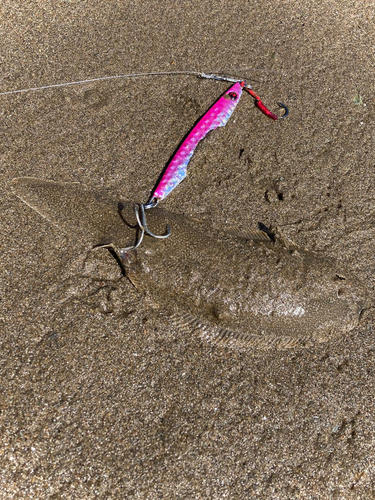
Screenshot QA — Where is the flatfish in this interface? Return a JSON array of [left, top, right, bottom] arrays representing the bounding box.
[[11, 177, 367, 349]]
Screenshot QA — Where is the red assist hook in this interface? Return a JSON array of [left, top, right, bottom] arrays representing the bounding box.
[[240, 81, 289, 120], [198, 73, 289, 120]]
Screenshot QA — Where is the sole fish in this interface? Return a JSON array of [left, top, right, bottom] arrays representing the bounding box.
[[10, 177, 367, 349]]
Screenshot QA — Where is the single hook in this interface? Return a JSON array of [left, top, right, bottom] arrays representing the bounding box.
[[241, 83, 289, 120], [276, 102, 289, 119], [120, 202, 171, 253]]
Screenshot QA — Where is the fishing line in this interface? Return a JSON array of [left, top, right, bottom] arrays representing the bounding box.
[[0, 67, 286, 97], [2, 66, 289, 251], [0, 71, 203, 96]]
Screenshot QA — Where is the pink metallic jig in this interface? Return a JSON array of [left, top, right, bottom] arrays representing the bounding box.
[[152, 82, 243, 202], [148, 76, 288, 206]]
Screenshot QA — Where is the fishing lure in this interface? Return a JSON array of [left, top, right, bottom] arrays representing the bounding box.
[[0, 69, 288, 247], [148, 74, 288, 206], [133, 73, 289, 249], [151, 81, 244, 203]]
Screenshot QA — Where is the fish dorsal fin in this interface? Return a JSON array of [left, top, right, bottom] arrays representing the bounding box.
[[168, 311, 315, 350], [126, 270, 145, 291], [229, 223, 302, 250], [119, 251, 146, 291], [226, 228, 273, 243], [271, 227, 302, 251]]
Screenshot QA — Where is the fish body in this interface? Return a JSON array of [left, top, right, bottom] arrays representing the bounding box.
[[123, 207, 366, 349], [11, 178, 367, 349], [152, 82, 243, 202]]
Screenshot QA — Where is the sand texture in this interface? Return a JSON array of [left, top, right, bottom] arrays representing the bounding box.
[[1, 1, 375, 498]]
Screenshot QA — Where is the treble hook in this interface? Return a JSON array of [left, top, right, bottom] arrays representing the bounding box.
[[240, 82, 289, 120], [121, 202, 171, 253]]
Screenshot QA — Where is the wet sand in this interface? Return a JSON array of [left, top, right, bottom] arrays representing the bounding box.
[[1, 1, 375, 498]]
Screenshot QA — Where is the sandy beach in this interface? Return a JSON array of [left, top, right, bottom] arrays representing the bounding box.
[[1, 1, 375, 498]]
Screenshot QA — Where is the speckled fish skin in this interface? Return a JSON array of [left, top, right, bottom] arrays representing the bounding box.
[[153, 82, 243, 201], [122, 207, 367, 349], [11, 179, 367, 350]]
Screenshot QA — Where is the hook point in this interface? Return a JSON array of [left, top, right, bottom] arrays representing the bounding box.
[[277, 102, 289, 119]]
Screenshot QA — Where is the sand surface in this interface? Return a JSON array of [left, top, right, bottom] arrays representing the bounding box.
[[1, 1, 375, 498]]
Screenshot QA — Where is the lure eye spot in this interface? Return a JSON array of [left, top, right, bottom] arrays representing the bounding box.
[[225, 92, 238, 101]]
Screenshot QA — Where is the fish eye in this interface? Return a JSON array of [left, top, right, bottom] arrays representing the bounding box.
[[225, 92, 238, 100]]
